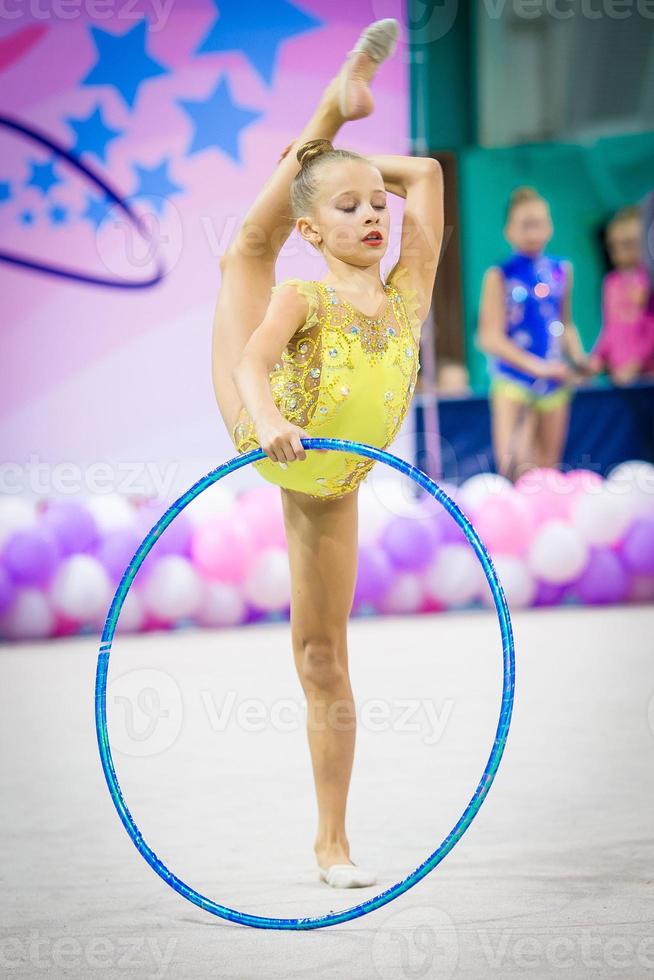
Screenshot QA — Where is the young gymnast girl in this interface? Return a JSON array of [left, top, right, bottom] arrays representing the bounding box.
[[477, 186, 592, 481], [211, 20, 443, 888]]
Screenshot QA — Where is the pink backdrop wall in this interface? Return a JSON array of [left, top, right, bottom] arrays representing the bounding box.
[[0, 0, 410, 502]]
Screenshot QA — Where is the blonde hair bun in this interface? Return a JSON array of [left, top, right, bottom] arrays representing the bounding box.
[[296, 138, 334, 169]]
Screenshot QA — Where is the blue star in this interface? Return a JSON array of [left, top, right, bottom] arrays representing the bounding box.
[[195, 0, 323, 87], [81, 192, 114, 230], [81, 20, 169, 110], [65, 104, 123, 163], [131, 157, 183, 215], [26, 159, 62, 195], [48, 203, 68, 225], [0, 181, 11, 204], [20, 210, 35, 225], [178, 76, 262, 164]]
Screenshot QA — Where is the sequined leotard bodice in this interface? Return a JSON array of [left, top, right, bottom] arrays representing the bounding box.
[[231, 262, 422, 499]]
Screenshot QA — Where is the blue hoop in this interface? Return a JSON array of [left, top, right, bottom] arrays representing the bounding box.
[[95, 438, 515, 930]]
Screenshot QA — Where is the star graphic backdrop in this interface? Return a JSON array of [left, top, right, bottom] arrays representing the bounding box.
[[0, 1, 409, 499]]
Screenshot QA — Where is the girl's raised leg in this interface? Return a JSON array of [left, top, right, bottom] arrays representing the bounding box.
[[211, 30, 395, 441]]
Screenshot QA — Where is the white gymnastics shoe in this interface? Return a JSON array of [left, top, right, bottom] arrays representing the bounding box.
[[319, 863, 378, 888], [338, 18, 401, 120]]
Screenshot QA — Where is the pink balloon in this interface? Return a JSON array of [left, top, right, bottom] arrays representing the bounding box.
[[191, 513, 255, 583], [472, 489, 535, 556], [237, 486, 286, 550], [515, 468, 571, 525]]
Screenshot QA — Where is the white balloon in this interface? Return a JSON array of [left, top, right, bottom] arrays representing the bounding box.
[[358, 484, 393, 545], [115, 588, 146, 634], [242, 548, 290, 611], [459, 473, 512, 514], [571, 486, 632, 545], [184, 483, 236, 528], [422, 544, 483, 606], [0, 497, 38, 549], [480, 555, 536, 610], [49, 554, 113, 621], [0, 587, 54, 640], [606, 463, 654, 519], [139, 555, 202, 622], [196, 580, 246, 627], [377, 571, 423, 614], [83, 493, 136, 533], [527, 520, 588, 584]]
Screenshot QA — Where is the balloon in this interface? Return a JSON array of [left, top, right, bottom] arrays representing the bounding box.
[[113, 589, 146, 634], [94, 527, 143, 582], [0, 497, 38, 549], [42, 499, 99, 555], [527, 520, 588, 585], [533, 580, 567, 607], [139, 555, 203, 622], [83, 493, 136, 533], [242, 548, 290, 612], [49, 554, 113, 622], [571, 485, 632, 546], [381, 514, 442, 571], [136, 499, 193, 557], [606, 461, 654, 519], [627, 574, 654, 603], [190, 513, 255, 583], [357, 483, 397, 545], [620, 516, 654, 574], [480, 555, 536, 610], [572, 548, 629, 605], [237, 486, 287, 550], [472, 489, 535, 556], [422, 543, 482, 607], [353, 544, 394, 606], [514, 467, 571, 524], [0, 566, 16, 616], [0, 587, 55, 640], [377, 571, 423, 614], [184, 483, 235, 527], [196, 581, 247, 628], [3, 527, 60, 586], [459, 472, 512, 513]]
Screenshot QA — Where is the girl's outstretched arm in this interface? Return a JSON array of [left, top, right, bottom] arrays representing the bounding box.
[[366, 154, 444, 321]]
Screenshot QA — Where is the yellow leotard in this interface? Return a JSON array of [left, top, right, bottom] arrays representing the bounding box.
[[231, 262, 423, 500]]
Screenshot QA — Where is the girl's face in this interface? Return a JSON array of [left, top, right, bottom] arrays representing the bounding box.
[[606, 216, 642, 270], [505, 199, 553, 256], [298, 160, 390, 267]]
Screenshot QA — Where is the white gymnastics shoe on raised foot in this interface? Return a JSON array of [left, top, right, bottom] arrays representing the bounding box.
[[338, 18, 401, 120], [319, 863, 378, 888]]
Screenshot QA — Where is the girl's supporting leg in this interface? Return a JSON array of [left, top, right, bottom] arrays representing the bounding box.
[[534, 402, 570, 470], [280, 484, 361, 872], [212, 42, 390, 442], [490, 387, 538, 481]]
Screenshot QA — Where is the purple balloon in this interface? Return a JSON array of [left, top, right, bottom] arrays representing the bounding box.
[[3, 528, 60, 586], [94, 527, 143, 583], [573, 547, 629, 605], [137, 500, 192, 557], [354, 545, 394, 606], [381, 515, 442, 571], [533, 579, 567, 607], [42, 499, 99, 555], [0, 566, 16, 615], [620, 516, 654, 575]]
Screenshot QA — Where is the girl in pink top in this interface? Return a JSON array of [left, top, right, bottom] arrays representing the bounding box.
[[588, 206, 654, 384]]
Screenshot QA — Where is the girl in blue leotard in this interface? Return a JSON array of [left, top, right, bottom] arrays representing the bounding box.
[[476, 187, 592, 480]]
